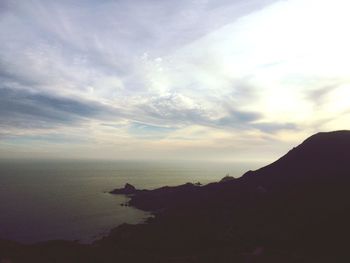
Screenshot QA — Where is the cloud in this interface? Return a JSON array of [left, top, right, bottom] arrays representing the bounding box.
[[128, 122, 176, 139], [0, 87, 117, 129], [306, 83, 342, 108], [1, 0, 350, 160]]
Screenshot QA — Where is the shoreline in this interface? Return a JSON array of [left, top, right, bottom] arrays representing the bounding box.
[[1, 131, 350, 262]]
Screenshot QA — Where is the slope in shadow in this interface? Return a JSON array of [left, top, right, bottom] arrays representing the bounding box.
[[2, 131, 350, 262]]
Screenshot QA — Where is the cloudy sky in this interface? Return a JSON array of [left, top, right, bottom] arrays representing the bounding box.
[[0, 0, 349, 161]]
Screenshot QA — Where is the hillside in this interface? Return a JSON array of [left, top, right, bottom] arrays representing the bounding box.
[[2, 131, 350, 262]]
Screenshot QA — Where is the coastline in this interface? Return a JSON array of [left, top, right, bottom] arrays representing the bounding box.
[[2, 131, 350, 262]]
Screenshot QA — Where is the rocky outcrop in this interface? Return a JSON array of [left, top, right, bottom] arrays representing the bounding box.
[[110, 183, 138, 195], [220, 174, 235, 182]]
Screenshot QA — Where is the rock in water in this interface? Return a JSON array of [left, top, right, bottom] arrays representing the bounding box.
[[110, 183, 137, 195]]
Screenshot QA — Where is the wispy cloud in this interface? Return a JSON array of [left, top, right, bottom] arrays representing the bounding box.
[[0, 87, 118, 129], [1, 0, 350, 160]]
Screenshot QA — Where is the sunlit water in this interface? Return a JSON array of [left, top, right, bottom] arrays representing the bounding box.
[[0, 160, 263, 244]]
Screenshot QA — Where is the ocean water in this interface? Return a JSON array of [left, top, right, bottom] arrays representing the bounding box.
[[0, 160, 263, 244]]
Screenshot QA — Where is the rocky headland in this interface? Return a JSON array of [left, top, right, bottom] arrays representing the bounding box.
[[2, 131, 350, 262]]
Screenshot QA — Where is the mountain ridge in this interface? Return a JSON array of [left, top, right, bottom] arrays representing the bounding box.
[[121, 130, 350, 212]]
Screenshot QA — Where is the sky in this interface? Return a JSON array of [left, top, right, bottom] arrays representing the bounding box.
[[0, 0, 350, 162]]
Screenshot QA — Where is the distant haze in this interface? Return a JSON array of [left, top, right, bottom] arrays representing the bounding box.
[[0, 0, 349, 161]]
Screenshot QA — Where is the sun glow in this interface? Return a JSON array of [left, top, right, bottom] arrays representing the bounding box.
[[1, 0, 350, 160]]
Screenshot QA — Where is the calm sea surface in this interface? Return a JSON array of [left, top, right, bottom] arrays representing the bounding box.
[[0, 160, 263, 244]]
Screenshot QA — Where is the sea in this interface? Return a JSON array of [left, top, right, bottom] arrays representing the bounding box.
[[0, 160, 264, 244]]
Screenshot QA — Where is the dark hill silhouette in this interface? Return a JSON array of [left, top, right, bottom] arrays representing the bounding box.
[[245, 130, 350, 180], [101, 130, 350, 262], [1, 131, 350, 262], [119, 131, 350, 212]]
